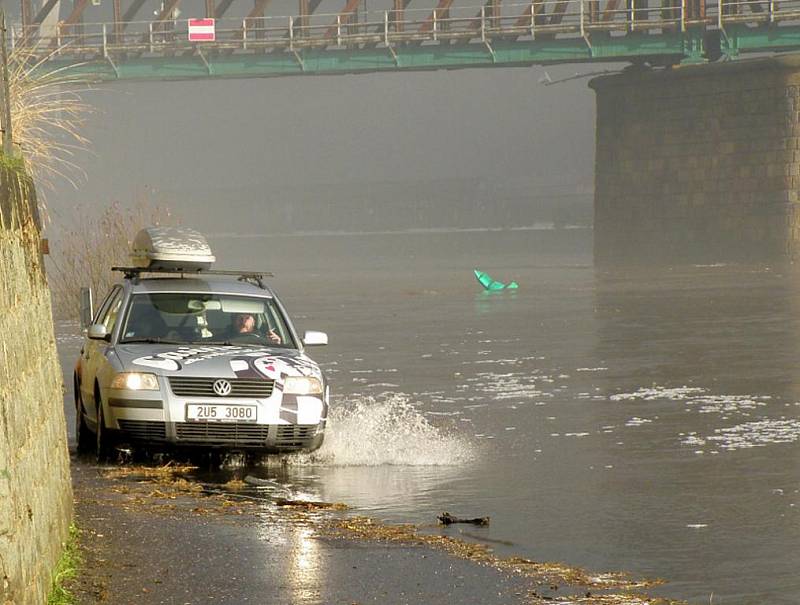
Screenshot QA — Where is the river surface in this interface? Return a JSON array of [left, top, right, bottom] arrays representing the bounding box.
[[58, 227, 800, 604]]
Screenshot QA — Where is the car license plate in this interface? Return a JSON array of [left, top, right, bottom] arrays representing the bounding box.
[[186, 404, 257, 423]]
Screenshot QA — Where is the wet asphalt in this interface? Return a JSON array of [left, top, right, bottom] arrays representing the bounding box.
[[69, 457, 531, 605], [60, 332, 531, 605]]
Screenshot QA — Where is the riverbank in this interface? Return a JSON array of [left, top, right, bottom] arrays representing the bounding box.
[[67, 457, 534, 605], [66, 455, 678, 605]]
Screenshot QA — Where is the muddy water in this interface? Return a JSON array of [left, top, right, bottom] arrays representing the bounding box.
[[58, 228, 800, 604]]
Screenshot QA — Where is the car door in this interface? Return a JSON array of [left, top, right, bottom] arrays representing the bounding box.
[[80, 286, 124, 425]]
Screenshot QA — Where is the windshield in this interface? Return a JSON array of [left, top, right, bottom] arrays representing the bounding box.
[[119, 292, 295, 347]]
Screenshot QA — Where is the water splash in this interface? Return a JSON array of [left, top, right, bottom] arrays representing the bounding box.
[[289, 393, 476, 466]]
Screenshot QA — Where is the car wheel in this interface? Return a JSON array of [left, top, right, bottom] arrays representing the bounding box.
[[96, 395, 115, 463], [74, 380, 93, 455], [308, 432, 325, 452]]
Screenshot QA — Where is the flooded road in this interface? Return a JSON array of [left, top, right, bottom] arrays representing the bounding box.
[[59, 227, 800, 604]]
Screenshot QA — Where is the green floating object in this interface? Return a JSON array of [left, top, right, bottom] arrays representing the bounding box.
[[474, 269, 518, 291]]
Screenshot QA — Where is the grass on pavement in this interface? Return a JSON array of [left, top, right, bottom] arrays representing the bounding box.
[[47, 524, 81, 605]]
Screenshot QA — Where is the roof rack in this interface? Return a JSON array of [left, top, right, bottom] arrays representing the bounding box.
[[111, 266, 274, 290]]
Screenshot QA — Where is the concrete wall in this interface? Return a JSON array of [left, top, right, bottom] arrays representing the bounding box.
[[0, 164, 72, 605], [591, 57, 800, 264]]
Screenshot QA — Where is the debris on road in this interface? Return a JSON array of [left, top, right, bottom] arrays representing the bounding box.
[[438, 511, 490, 525]]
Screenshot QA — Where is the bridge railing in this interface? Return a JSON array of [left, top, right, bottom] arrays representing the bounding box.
[[11, 0, 800, 60], [719, 0, 800, 24]]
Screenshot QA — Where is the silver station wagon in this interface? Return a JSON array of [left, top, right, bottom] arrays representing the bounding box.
[[74, 227, 329, 460]]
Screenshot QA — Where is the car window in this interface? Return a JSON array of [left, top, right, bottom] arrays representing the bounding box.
[[264, 303, 290, 345], [92, 286, 119, 324], [100, 289, 124, 334], [119, 292, 296, 347]]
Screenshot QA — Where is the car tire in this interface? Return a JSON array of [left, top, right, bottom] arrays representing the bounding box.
[[308, 432, 325, 452], [96, 394, 115, 463], [75, 380, 93, 455]]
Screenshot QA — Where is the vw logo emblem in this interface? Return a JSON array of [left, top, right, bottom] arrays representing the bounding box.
[[212, 379, 232, 397]]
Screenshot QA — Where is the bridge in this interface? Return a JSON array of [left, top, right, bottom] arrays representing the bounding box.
[[9, 0, 800, 80], [8, 3, 800, 265]]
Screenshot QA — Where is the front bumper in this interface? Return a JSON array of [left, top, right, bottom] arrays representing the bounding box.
[[106, 382, 328, 453], [115, 418, 325, 452]]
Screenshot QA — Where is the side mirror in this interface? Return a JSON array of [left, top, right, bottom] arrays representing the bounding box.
[[79, 287, 93, 328], [87, 324, 108, 340], [302, 330, 328, 346]]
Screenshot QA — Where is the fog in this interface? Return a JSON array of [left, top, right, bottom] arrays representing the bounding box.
[[40, 16, 800, 605], [48, 64, 603, 232]]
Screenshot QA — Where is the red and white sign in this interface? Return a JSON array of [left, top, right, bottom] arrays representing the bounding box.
[[188, 18, 215, 41]]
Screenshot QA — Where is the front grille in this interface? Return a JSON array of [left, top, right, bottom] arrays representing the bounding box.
[[169, 377, 274, 398], [117, 420, 167, 441], [175, 422, 269, 446], [275, 425, 317, 448]]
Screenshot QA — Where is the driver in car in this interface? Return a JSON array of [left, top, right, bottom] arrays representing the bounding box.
[[231, 313, 281, 344]]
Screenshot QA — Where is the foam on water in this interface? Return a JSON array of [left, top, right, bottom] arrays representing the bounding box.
[[611, 386, 706, 402], [612, 385, 792, 450], [56, 333, 83, 344], [684, 418, 800, 450], [611, 386, 770, 414], [287, 393, 476, 466], [464, 371, 551, 401], [54, 320, 83, 344]]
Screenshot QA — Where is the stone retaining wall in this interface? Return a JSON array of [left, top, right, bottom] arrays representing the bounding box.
[[591, 57, 800, 264], [0, 163, 72, 605]]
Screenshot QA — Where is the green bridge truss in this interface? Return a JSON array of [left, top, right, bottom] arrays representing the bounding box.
[[14, 0, 800, 80]]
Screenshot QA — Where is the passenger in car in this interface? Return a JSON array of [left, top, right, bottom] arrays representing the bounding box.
[[229, 313, 281, 344], [233, 312, 256, 334]]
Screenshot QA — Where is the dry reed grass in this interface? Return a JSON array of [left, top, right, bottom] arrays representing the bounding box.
[[4, 46, 93, 190], [47, 198, 176, 319]]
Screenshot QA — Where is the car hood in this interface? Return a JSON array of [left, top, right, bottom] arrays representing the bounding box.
[[116, 344, 322, 381]]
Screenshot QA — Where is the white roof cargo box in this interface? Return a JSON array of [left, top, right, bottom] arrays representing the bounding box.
[[131, 227, 216, 271]]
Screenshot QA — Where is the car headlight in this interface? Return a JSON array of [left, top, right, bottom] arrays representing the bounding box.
[[110, 372, 160, 391], [283, 376, 322, 395]]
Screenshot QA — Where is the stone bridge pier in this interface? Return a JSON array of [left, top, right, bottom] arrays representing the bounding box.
[[590, 57, 800, 265]]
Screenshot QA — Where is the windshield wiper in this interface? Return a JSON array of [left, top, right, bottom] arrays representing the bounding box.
[[120, 337, 184, 345]]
